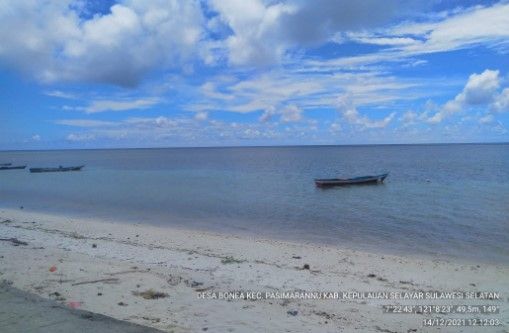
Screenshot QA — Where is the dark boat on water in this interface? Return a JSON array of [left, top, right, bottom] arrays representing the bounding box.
[[315, 173, 389, 187], [29, 165, 85, 173], [0, 165, 26, 170]]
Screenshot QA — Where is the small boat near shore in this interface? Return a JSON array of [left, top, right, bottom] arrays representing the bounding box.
[[29, 165, 85, 173], [0, 165, 26, 170], [315, 173, 388, 187]]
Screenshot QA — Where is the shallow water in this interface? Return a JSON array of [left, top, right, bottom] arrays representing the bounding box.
[[1, 144, 508, 263]]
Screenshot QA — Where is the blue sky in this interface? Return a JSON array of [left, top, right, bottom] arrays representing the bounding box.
[[1, 0, 508, 149]]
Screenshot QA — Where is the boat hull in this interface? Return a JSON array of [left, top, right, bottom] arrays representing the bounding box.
[[315, 173, 388, 187], [0, 165, 26, 170], [29, 165, 84, 173]]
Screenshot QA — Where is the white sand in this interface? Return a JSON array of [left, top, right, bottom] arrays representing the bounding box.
[[0, 208, 507, 332]]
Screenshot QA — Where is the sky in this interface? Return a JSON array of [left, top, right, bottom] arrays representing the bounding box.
[[0, 0, 508, 149]]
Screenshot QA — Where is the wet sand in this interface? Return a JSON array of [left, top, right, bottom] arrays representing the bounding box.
[[0, 208, 507, 332]]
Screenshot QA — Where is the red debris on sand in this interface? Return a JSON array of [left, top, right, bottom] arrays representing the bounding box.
[[49, 266, 57, 272], [67, 301, 82, 309]]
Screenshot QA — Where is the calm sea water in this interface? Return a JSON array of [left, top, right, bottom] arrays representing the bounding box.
[[1, 144, 508, 264]]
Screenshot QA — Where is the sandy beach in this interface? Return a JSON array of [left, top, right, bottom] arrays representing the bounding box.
[[0, 208, 507, 332]]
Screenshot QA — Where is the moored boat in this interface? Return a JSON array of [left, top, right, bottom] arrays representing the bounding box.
[[0, 165, 26, 170], [29, 165, 85, 173], [315, 173, 388, 187]]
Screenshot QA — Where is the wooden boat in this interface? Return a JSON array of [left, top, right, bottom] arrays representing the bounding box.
[[29, 165, 84, 173], [315, 173, 388, 187], [0, 165, 26, 170], [0, 163, 12, 166]]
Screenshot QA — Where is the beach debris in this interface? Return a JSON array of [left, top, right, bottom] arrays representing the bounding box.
[[0, 237, 28, 246], [19, 206, 23, 210], [117, 301, 128, 306], [72, 278, 119, 286], [70, 231, 85, 239], [67, 301, 82, 309], [80, 313, 94, 320], [399, 280, 415, 286], [374, 326, 398, 333], [287, 310, 298, 316], [92, 243, 97, 248], [292, 256, 301, 259], [49, 291, 66, 301], [302, 264, 310, 270], [367, 273, 376, 278], [202, 328, 208, 331], [167, 275, 183, 286], [132, 289, 168, 300], [97, 292, 103, 296], [49, 265, 57, 272], [221, 256, 245, 264], [107, 269, 148, 276], [313, 311, 334, 320], [189, 281, 203, 288], [142, 316, 161, 323]]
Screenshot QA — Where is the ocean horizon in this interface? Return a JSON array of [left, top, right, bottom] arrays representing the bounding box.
[[1, 143, 508, 264]]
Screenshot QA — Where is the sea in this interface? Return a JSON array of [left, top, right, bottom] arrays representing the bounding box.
[[0, 144, 508, 264]]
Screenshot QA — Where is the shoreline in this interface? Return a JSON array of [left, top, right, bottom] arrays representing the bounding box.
[[1, 208, 508, 332], [1, 204, 504, 267]]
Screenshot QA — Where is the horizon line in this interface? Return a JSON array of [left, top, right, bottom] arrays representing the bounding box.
[[1, 141, 508, 153]]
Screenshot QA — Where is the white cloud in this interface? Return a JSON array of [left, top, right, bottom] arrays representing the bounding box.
[[427, 69, 503, 123], [0, 0, 507, 89], [84, 98, 160, 113], [258, 104, 303, 123], [55, 119, 118, 127], [458, 69, 500, 105], [66, 133, 96, 142], [44, 90, 77, 99], [194, 111, 208, 121], [259, 106, 276, 122], [400, 111, 418, 126], [337, 95, 395, 129], [209, 0, 424, 66], [479, 114, 494, 124], [0, 0, 205, 86], [309, 3, 509, 73], [280, 105, 302, 122], [345, 33, 418, 46], [201, 82, 234, 100], [59, 115, 289, 145], [492, 88, 509, 113], [192, 69, 428, 121], [209, 0, 297, 66], [394, 3, 509, 55]]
